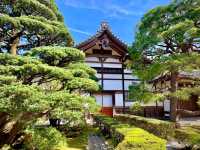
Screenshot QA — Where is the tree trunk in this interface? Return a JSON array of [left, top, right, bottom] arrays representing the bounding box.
[[9, 31, 23, 55], [10, 36, 19, 55], [0, 112, 9, 127], [0, 121, 23, 147], [170, 71, 178, 122], [0, 114, 23, 148], [0, 111, 47, 148]]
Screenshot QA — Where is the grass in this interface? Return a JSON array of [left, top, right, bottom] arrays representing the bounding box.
[[66, 126, 97, 150]]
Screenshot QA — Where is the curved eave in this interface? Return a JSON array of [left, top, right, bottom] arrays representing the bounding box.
[[76, 28, 128, 53]]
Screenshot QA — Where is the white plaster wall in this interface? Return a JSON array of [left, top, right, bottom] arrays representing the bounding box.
[[93, 94, 113, 107], [86, 62, 101, 67], [124, 69, 132, 73], [103, 63, 122, 68], [124, 74, 138, 80], [125, 101, 134, 107], [105, 58, 120, 63], [103, 74, 122, 79], [102, 95, 113, 107], [103, 80, 122, 90], [85, 57, 99, 62], [94, 95, 103, 106], [115, 93, 123, 106], [164, 100, 170, 112]]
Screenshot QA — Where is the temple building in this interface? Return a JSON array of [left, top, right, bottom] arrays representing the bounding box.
[[150, 71, 200, 120], [77, 22, 139, 116]]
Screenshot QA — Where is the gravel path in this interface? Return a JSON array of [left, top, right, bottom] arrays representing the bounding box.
[[88, 134, 109, 150], [167, 140, 186, 150]]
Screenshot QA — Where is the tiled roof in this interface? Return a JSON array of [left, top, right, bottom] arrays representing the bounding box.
[[150, 70, 200, 83], [76, 22, 127, 51]]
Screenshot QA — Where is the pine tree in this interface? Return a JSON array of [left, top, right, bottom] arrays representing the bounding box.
[[0, 46, 99, 147], [0, 0, 73, 55], [0, 1, 99, 148], [129, 0, 200, 121], [133, 0, 200, 56]]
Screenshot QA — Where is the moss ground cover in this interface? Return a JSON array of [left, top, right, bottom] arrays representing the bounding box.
[[114, 114, 200, 149], [94, 115, 166, 150], [115, 114, 175, 139], [66, 126, 98, 150], [175, 127, 200, 148]]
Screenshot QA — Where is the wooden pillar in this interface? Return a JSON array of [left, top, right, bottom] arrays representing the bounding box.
[[100, 58, 104, 107], [122, 62, 125, 113], [155, 101, 159, 118], [112, 93, 116, 116]]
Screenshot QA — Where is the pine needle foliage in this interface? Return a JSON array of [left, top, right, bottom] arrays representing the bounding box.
[[129, 0, 200, 112], [0, 1, 99, 148], [0, 0, 73, 54]]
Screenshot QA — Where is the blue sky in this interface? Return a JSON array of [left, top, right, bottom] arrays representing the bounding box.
[[55, 0, 170, 45]]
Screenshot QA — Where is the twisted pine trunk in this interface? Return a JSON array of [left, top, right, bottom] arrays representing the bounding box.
[[0, 111, 48, 148], [0, 114, 23, 147], [0, 113, 9, 127], [9, 31, 23, 55], [10, 36, 19, 55], [170, 71, 178, 122]]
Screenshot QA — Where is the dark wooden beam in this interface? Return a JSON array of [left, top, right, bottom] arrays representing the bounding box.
[[122, 63, 125, 113]]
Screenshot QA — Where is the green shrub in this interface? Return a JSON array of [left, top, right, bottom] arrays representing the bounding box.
[[94, 115, 166, 150], [24, 127, 68, 150], [130, 102, 142, 112], [175, 127, 200, 149], [115, 114, 175, 139]]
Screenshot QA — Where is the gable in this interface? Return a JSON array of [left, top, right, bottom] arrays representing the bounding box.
[[76, 22, 128, 58]]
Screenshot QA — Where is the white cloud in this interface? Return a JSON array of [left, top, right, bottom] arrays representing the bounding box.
[[61, 0, 142, 17], [69, 27, 91, 35], [62, 0, 97, 10]]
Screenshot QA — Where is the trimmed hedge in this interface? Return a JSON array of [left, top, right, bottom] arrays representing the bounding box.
[[175, 127, 200, 149], [94, 115, 166, 150], [115, 114, 175, 139]]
